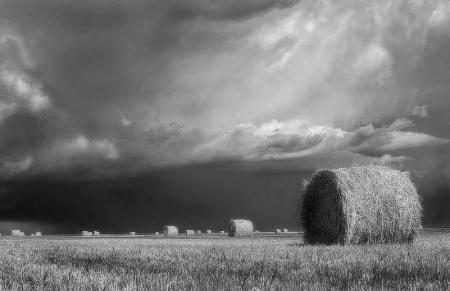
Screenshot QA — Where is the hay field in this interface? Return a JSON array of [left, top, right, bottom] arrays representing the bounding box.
[[0, 232, 449, 290]]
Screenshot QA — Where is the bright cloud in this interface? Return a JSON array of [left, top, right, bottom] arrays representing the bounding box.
[[55, 136, 119, 160], [0, 0, 448, 178], [410, 105, 429, 119], [0, 156, 33, 177]]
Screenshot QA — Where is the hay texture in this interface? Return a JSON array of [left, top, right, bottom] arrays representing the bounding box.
[[11, 230, 20, 237], [186, 230, 195, 236], [228, 219, 254, 237], [301, 166, 422, 245], [163, 226, 178, 237]]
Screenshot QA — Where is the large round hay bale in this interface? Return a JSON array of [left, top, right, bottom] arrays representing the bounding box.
[[300, 166, 422, 245], [163, 226, 178, 237], [228, 219, 254, 237], [186, 230, 195, 236]]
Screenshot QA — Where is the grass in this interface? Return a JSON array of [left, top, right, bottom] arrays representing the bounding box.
[[0, 232, 449, 290]]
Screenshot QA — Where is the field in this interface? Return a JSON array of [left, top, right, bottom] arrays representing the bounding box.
[[0, 231, 450, 290]]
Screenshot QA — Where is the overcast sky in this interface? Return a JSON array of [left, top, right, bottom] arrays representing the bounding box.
[[1, 0, 450, 232]]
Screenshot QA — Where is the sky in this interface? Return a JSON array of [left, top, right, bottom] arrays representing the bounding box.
[[0, 0, 450, 233]]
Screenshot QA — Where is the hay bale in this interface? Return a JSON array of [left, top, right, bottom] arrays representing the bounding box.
[[275, 229, 281, 233], [254, 230, 259, 233], [36, 232, 42, 237], [129, 232, 136, 235], [220, 231, 225, 234], [155, 232, 159, 235], [300, 166, 422, 245], [228, 219, 254, 237], [31, 234, 35, 237], [81, 231, 92, 236], [93, 231, 100, 236], [196, 230, 201, 234], [11, 230, 20, 237], [19, 232, 24, 237], [186, 230, 195, 236], [206, 230, 212, 234], [163, 226, 178, 237], [282, 229, 288, 233]]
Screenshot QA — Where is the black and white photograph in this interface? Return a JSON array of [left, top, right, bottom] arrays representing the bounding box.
[[0, 0, 450, 289]]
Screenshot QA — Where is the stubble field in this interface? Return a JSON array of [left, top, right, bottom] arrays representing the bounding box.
[[0, 231, 449, 290]]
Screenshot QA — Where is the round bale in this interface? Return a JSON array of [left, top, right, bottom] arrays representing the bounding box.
[[300, 166, 422, 245], [163, 226, 178, 237], [186, 230, 195, 236], [228, 219, 254, 237]]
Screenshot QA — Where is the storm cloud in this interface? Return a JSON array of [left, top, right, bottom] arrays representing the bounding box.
[[0, 0, 449, 180]]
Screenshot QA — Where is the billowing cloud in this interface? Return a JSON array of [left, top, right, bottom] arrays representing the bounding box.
[[0, 35, 51, 120], [410, 105, 429, 119], [54, 136, 119, 161], [0, 0, 448, 179], [0, 156, 33, 177]]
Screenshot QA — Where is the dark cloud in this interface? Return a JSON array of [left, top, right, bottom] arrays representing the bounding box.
[[0, 0, 448, 199]]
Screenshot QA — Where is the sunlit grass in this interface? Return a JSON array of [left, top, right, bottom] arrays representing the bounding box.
[[0, 232, 449, 290]]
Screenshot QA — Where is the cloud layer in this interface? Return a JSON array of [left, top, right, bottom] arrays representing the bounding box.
[[0, 0, 449, 179]]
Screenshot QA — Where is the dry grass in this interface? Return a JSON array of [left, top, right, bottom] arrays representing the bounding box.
[[301, 166, 421, 245], [228, 219, 254, 237], [0, 232, 449, 290]]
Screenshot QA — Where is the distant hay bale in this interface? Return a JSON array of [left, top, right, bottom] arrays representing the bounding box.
[[31, 234, 35, 237], [254, 230, 259, 233], [11, 230, 20, 237], [282, 229, 288, 233], [155, 232, 159, 235], [186, 230, 195, 236], [36, 232, 42, 237], [196, 230, 201, 234], [93, 231, 100, 236], [301, 166, 422, 245], [275, 229, 281, 233], [206, 230, 212, 234], [129, 232, 135, 235], [220, 231, 225, 234], [228, 219, 254, 237], [19, 232, 24, 237], [163, 226, 178, 237], [81, 231, 92, 236]]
